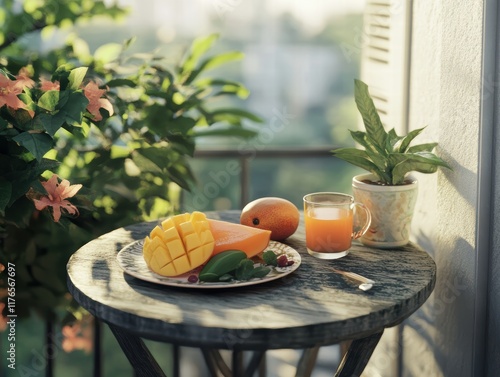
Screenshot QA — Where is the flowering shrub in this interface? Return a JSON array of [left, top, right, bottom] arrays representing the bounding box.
[[32, 174, 82, 222], [0, 0, 260, 326], [1, 66, 108, 224]]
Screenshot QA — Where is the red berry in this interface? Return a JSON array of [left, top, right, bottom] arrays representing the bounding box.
[[277, 255, 288, 267], [286, 260, 294, 266], [188, 275, 198, 283]]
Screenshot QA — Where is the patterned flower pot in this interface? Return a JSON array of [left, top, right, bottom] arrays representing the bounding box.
[[352, 173, 418, 248]]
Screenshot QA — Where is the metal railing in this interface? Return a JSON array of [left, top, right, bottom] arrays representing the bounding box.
[[192, 146, 336, 208]]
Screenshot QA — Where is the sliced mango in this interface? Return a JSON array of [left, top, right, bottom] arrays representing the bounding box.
[[208, 219, 271, 258], [143, 212, 215, 276]]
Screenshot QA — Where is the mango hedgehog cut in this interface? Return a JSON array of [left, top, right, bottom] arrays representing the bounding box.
[[143, 212, 215, 276]]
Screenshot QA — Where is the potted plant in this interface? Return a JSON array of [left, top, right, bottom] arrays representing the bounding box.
[[332, 79, 451, 248]]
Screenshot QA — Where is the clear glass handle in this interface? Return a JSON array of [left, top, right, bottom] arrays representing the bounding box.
[[351, 202, 371, 239]]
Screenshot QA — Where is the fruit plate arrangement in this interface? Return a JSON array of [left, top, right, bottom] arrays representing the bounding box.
[[117, 241, 301, 289]]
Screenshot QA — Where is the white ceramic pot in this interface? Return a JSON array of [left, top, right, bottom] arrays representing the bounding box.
[[352, 173, 418, 248]]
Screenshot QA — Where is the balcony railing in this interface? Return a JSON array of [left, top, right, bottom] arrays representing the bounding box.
[[192, 146, 336, 208]]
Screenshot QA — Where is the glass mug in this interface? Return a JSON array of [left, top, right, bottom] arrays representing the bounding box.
[[303, 192, 371, 259]]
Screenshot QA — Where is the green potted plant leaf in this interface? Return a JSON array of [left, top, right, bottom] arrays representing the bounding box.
[[332, 79, 452, 248]]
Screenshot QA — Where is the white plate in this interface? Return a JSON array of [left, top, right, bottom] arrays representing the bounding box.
[[116, 240, 301, 289]]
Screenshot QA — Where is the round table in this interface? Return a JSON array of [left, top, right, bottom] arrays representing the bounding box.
[[67, 210, 436, 377]]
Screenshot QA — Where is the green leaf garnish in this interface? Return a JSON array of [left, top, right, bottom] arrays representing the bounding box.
[[262, 250, 278, 266], [251, 266, 271, 278], [235, 259, 255, 281], [218, 274, 233, 282]]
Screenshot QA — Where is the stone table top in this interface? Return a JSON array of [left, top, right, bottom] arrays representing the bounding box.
[[67, 210, 436, 350]]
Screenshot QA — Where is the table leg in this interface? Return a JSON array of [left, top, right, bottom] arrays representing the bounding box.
[[108, 324, 167, 377], [232, 350, 244, 376], [340, 340, 352, 358], [296, 347, 320, 377], [334, 330, 384, 377], [243, 351, 266, 377], [258, 353, 266, 377], [201, 348, 232, 377], [200, 349, 266, 377]]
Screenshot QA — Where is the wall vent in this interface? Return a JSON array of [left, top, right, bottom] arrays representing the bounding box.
[[360, 0, 411, 134]]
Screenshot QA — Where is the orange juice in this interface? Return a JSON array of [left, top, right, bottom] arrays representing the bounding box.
[[304, 207, 353, 253]]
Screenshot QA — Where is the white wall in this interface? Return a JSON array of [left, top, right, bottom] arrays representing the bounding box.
[[363, 0, 497, 376], [403, 0, 488, 376], [406, 0, 480, 374]]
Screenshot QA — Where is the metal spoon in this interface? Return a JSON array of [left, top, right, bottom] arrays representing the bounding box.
[[330, 268, 375, 291]]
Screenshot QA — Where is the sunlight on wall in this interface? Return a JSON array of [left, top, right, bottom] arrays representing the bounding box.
[[406, 0, 484, 376]]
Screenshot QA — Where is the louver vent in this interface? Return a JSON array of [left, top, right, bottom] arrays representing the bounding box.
[[365, 1, 391, 64], [360, 0, 410, 134]]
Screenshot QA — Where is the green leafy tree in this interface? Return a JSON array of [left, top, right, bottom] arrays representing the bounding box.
[[0, 0, 261, 321]]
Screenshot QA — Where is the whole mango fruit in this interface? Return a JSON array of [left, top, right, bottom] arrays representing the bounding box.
[[240, 197, 300, 241]]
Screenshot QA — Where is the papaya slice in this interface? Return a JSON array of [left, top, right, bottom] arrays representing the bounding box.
[[208, 219, 271, 258]]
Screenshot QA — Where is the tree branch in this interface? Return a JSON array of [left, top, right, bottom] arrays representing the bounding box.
[[0, 20, 47, 51]]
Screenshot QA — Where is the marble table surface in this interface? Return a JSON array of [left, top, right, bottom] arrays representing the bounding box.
[[67, 210, 436, 351]]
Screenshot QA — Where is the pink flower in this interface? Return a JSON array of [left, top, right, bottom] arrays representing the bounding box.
[[0, 72, 35, 117], [40, 78, 60, 91], [15, 67, 35, 89], [0, 75, 27, 110], [32, 174, 82, 222], [83, 81, 114, 121], [0, 302, 7, 332], [62, 316, 93, 353]]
